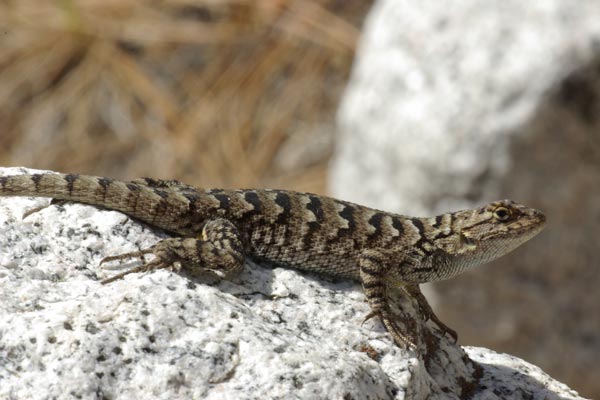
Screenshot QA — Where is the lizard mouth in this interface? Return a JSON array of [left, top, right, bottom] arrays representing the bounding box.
[[509, 208, 546, 233]]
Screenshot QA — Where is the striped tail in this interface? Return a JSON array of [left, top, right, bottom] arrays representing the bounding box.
[[0, 173, 193, 233]]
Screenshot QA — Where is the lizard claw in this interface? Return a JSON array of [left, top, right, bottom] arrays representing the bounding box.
[[380, 311, 417, 350], [98, 239, 189, 284], [99, 247, 161, 284], [434, 320, 458, 343], [99, 248, 153, 266], [403, 284, 459, 344], [362, 308, 417, 349], [361, 310, 380, 326], [100, 264, 150, 284], [420, 306, 458, 343]]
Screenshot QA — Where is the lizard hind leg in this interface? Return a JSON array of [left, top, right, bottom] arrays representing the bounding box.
[[100, 218, 246, 284]]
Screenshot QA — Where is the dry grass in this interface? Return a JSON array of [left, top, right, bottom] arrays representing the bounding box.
[[0, 0, 372, 193]]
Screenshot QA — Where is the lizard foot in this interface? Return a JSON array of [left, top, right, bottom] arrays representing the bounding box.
[[99, 244, 178, 284], [403, 284, 458, 343], [99, 219, 245, 284], [362, 308, 418, 350]]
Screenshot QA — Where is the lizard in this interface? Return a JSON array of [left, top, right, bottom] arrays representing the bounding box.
[[0, 172, 546, 348]]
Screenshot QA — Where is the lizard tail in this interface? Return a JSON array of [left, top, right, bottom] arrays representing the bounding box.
[[0, 173, 193, 232]]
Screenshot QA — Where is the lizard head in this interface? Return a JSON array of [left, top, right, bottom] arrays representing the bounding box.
[[444, 199, 546, 265]]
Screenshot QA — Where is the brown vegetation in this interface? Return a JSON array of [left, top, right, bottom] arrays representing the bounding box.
[[0, 0, 372, 192]]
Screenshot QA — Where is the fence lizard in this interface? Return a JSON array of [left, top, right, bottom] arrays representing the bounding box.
[[0, 172, 546, 348]]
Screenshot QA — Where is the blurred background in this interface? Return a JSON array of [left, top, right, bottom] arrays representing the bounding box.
[[0, 0, 371, 191], [1, 1, 598, 398]]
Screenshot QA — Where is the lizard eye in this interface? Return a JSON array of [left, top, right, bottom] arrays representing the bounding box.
[[493, 206, 511, 221]]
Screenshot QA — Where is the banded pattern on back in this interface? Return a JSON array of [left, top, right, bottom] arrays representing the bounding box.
[[0, 172, 546, 284]]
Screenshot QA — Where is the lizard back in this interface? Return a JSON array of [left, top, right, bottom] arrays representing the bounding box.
[[0, 172, 546, 283], [0, 173, 425, 280]]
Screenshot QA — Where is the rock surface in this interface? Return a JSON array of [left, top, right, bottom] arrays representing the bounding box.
[[331, 1, 600, 397], [0, 167, 585, 399]]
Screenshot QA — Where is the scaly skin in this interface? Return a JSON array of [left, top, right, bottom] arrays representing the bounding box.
[[0, 172, 546, 348]]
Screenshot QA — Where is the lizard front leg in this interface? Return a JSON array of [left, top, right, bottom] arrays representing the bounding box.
[[358, 249, 420, 349], [403, 284, 458, 343], [100, 218, 245, 284]]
